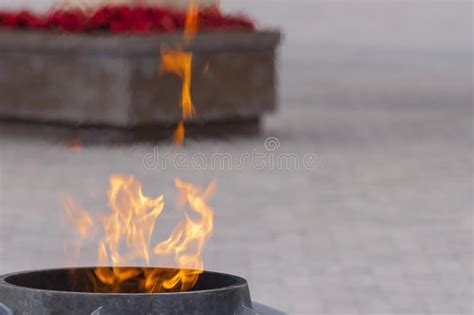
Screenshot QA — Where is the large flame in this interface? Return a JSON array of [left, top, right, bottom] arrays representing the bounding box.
[[63, 175, 215, 293], [153, 178, 215, 290]]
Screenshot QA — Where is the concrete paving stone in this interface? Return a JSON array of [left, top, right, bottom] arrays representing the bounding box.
[[287, 294, 325, 315], [388, 295, 431, 314], [424, 295, 470, 314], [355, 293, 393, 314], [321, 296, 361, 315]]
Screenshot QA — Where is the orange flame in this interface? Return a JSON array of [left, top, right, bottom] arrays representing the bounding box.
[[64, 137, 82, 150], [160, 48, 195, 120], [184, 0, 199, 42], [62, 193, 95, 260], [154, 178, 216, 290], [160, 0, 200, 145], [173, 120, 186, 144], [62, 175, 215, 293], [63, 194, 94, 239]]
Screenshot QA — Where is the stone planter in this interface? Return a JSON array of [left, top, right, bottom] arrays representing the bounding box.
[[0, 30, 281, 141]]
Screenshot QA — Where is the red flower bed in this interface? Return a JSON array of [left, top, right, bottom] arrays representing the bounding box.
[[0, 6, 255, 33]]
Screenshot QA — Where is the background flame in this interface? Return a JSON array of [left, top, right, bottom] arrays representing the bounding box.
[[160, 0, 201, 145], [184, 0, 199, 42], [160, 48, 195, 121]]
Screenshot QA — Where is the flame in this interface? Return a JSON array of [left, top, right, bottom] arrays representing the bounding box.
[[62, 0, 218, 294], [62, 193, 95, 260], [160, 0, 200, 145], [159, 45, 194, 146], [160, 48, 195, 121], [154, 178, 216, 291], [63, 194, 95, 239], [184, 0, 199, 42], [173, 120, 186, 144], [64, 137, 82, 150], [63, 175, 215, 293]]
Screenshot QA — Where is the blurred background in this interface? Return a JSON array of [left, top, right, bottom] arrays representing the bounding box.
[[0, 0, 472, 314]]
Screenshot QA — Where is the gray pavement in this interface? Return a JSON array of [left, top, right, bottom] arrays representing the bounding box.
[[0, 1, 473, 314]]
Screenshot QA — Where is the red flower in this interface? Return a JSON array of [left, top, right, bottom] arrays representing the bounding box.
[[24, 12, 49, 29], [106, 6, 130, 33], [0, 12, 21, 28], [128, 7, 155, 33], [0, 6, 255, 33], [172, 11, 187, 29], [89, 6, 112, 30], [49, 10, 89, 32], [159, 14, 176, 32]]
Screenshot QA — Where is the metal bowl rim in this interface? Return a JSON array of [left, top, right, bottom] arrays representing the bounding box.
[[0, 266, 249, 296]]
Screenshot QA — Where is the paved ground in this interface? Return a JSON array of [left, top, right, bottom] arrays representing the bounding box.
[[0, 1, 472, 314]]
